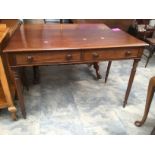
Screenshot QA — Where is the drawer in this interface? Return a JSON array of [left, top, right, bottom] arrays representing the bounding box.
[[83, 48, 139, 61], [15, 51, 81, 65]]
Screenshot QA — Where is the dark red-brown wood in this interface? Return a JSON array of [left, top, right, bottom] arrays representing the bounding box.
[[4, 24, 147, 53], [3, 24, 148, 118]]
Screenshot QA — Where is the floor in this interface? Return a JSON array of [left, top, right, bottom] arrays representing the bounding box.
[[0, 50, 155, 135]]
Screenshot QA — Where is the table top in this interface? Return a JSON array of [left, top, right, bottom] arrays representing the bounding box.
[[3, 24, 148, 53]]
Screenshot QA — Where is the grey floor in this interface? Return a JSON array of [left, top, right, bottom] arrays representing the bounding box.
[[0, 50, 155, 135]]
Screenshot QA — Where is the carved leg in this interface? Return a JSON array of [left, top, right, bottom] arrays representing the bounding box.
[[33, 66, 40, 84], [123, 59, 139, 107], [105, 61, 112, 83], [93, 62, 102, 79], [12, 68, 26, 119], [135, 77, 155, 127], [8, 106, 17, 121]]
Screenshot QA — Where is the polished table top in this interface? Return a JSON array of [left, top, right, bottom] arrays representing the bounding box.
[[3, 24, 147, 53]]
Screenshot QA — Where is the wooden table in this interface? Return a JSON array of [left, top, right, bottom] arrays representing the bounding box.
[[3, 24, 147, 119]]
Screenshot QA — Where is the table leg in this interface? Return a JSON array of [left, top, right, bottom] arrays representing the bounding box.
[[123, 59, 139, 107], [12, 68, 26, 119], [105, 61, 112, 83], [21, 67, 29, 91], [135, 77, 155, 127], [33, 66, 40, 84], [93, 62, 102, 79]]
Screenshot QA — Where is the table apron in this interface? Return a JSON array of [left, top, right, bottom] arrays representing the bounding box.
[[6, 47, 143, 68]]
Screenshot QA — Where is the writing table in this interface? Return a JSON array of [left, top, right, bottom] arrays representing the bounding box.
[[3, 24, 147, 118]]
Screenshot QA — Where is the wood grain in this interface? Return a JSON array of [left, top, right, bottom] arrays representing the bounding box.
[[4, 24, 148, 53]]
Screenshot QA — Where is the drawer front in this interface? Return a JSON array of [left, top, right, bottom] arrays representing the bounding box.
[[15, 51, 81, 65], [83, 48, 140, 61]]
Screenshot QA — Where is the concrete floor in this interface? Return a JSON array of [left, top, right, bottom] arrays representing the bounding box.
[[0, 50, 155, 135]]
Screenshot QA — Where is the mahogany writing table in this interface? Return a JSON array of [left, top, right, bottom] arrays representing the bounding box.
[[3, 24, 147, 118]]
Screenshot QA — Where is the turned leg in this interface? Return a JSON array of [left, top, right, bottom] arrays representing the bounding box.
[[105, 61, 112, 83], [12, 68, 26, 119], [135, 77, 155, 127], [21, 67, 29, 91], [123, 59, 139, 107], [93, 62, 102, 79], [8, 106, 17, 121], [33, 66, 40, 84]]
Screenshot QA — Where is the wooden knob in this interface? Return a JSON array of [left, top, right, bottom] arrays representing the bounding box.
[[27, 56, 33, 63], [92, 52, 99, 58], [66, 54, 72, 60], [125, 51, 131, 56]]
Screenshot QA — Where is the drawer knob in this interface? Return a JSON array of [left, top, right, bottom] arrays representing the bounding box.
[[92, 52, 99, 58], [27, 56, 33, 63], [125, 51, 132, 56], [66, 54, 72, 60]]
